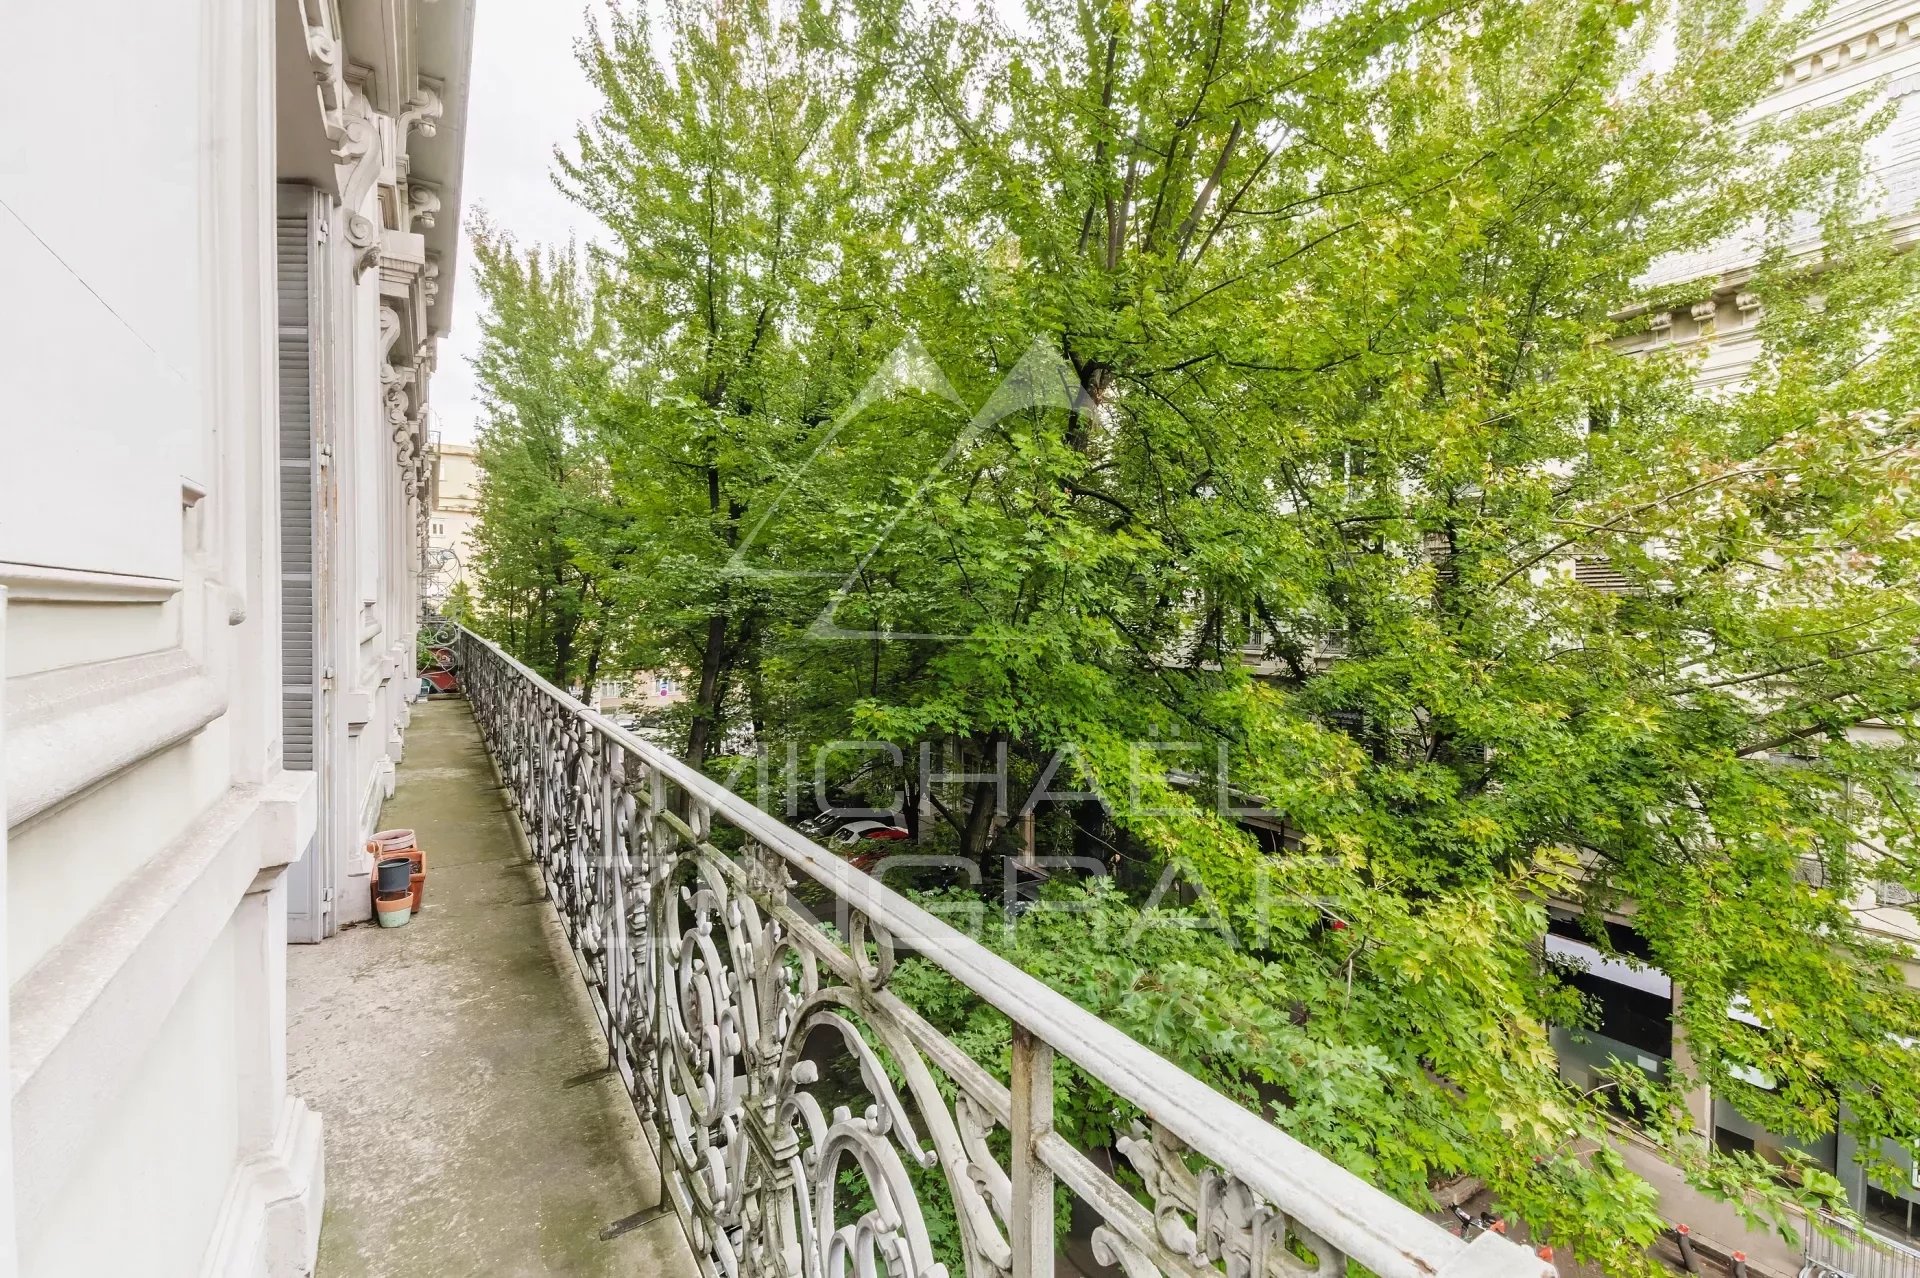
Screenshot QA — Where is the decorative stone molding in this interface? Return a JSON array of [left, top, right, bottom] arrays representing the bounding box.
[[380, 312, 431, 495], [201, 1097, 324, 1278], [1736, 290, 1762, 321], [407, 183, 441, 230], [377, 229, 428, 316], [1649, 310, 1673, 337], [11, 773, 316, 1227], [0, 561, 180, 603], [382, 366, 415, 441], [377, 304, 404, 365], [400, 81, 444, 141], [395, 81, 444, 183], [343, 210, 382, 277], [300, 0, 350, 137], [1782, 18, 1913, 85], [6, 646, 226, 829], [423, 255, 442, 307]]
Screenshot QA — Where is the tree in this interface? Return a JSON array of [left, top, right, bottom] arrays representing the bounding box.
[[442, 577, 474, 625], [467, 224, 618, 689], [554, 0, 925, 764], [467, 0, 1920, 1267]]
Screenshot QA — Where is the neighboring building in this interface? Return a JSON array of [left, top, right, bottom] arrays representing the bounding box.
[[592, 670, 688, 715], [1584, 3, 1920, 1261], [425, 439, 482, 604], [1625, 0, 1920, 382], [0, 0, 472, 1273]]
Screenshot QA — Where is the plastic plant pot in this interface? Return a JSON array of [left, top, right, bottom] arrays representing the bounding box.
[[375, 856, 414, 895], [375, 891, 413, 928]]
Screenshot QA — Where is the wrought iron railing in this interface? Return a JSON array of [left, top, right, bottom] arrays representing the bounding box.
[[456, 624, 1551, 1278]]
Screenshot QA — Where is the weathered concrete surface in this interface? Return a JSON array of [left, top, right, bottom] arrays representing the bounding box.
[[288, 699, 698, 1277]]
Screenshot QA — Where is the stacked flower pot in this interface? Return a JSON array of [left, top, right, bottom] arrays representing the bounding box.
[[367, 828, 426, 927]]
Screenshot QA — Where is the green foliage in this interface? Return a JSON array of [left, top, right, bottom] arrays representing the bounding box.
[[441, 577, 474, 625], [463, 0, 1920, 1267], [465, 230, 619, 688]]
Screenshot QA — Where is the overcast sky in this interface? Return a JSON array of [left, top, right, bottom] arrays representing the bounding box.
[[433, 1, 610, 444]]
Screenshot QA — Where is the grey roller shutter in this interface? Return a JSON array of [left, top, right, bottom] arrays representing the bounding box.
[[278, 187, 319, 770]]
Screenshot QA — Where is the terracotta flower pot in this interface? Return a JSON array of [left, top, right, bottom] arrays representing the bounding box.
[[375, 890, 413, 928], [367, 828, 417, 855], [409, 872, 426, 913]]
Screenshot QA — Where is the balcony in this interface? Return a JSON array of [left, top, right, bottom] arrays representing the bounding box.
[[291, 623, 1553, 1278], [286, 695, 699, 1274]]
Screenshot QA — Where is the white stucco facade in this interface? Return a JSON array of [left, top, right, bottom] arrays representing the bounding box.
[[0, 0, 472, 1273], [1625, 0, 1920, 384]]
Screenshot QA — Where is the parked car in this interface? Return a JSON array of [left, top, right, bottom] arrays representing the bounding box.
[[826, 819, 910, 850], [790, 810, 910, 870], [828, 819, 910, 870]]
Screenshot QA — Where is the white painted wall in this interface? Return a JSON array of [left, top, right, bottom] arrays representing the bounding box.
[[0, 0, 324, 1268], [0, 0, 470, 1270]]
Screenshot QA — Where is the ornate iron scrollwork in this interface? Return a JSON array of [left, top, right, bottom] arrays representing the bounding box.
[[457, 628, 1552, 1278]]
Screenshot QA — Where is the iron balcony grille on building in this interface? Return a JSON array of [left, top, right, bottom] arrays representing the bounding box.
[[455, 623, 1554, 1278]]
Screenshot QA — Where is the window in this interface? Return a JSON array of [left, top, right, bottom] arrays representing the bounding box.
[[657, 677, 677, 697], [1866, 1178, 1920, 1244], [1876, 879, 1917, 909]]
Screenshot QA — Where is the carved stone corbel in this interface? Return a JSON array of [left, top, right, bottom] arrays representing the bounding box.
[[395, 81, 444, 182], [344, 211, 382, 277], [301, 0, 349, 127], [323, 85, 388, 280], [383, 370, 416, 445], [378, 304, 405, 365], [408, 184, 442, 231]]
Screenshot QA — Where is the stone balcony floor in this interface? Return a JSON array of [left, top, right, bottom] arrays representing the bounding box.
[[288, 698, 699, 1276]]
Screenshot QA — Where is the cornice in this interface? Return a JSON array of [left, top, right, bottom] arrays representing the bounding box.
[[1780, 10, 1917, 87], [0, 562, 180, 603], [5, 647, 226, 831]]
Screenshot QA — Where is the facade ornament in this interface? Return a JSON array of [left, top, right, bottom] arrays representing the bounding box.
[[399, 83, 444, 143], [344, 211, 382, 277], [1690, 299, 1718, 334], [331, 109, 377, 169], [383, 368, 415, 437], [1736, 290, 1762, 320], [1648, 310, 1673, 338], [301, 0, 350, 130], [378, 305, 405, 364], [422, 256, 442, 307], [408, 184, 442, 230]]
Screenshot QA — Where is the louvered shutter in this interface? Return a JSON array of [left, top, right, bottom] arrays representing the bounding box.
[[278, 187, 319, 769], [1573, 556, 1633, 594]]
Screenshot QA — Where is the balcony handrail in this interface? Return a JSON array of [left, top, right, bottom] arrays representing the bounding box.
[[1808, 1213, 1920, 1278], [455, 621, 1549, 1278]]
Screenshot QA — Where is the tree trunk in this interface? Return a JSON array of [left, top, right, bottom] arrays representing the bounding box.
[[685, 612, 729, 767]]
